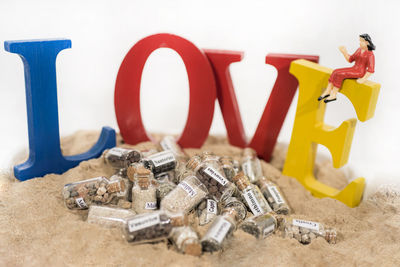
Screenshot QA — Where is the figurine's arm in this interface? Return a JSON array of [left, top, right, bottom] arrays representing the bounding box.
[[339, 46, 351, 62], [357, 53, 375, 84]]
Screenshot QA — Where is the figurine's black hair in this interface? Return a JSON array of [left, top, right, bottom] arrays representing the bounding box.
[[359, 34, 375, 51]]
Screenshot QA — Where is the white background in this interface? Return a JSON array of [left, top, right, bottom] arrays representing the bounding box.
[[0, 0, 398, 194]]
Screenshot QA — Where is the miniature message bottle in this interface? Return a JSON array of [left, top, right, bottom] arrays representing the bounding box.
[[282, 218, 337, 244], [87, 205, 136, 228], [187, 154, 235, 202], [104, 147, 142, 170], [221, 196, 247, 222], [159, 135, 189, 162], [131, 167, 157, 213], [232, 172, 272, 216], [123, 211, 187, 244], [63, 176, 125, 209], [155, 172, 177, 202], [161, 173, 208, 214], [201, 206, 242, 252], [241, 148, 263, 183], [143, 150, 177, 175], [170, 226, 202, 256], [198, 198, 219, 226], [256, 177, 290, 214], [240, 213, 277, 239], [219, 156, 237, 182]]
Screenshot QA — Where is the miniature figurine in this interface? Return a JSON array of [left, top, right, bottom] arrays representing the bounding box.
[[318, 34, 375, 103]]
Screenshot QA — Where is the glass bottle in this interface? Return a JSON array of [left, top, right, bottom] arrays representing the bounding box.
[[143, 150, 177, 175], [201, 207, 241, 252], [221, 196, 247, 222], [131, 167, 157, 213], [198, 198, 219, 226], [219, 156, 237, 182], [169, 226, 202, 256], [240, 213, 277, 239], [187, 155, 235, 202], [109, 173, 131, 201], [240, 148, 263, 183], [104, 147, 142, 170], [123, 211, 187, 244], [257, 177, 290, 215], [155, 172, 177, 203], [232, 172, 272, 216], [282, 217, 337, 244], [159, 135, 189, 162], [161, 174, 208, 214], [126, 162, 146, 182], [87, 205, 136, 228], [63, 176, 124, 210]]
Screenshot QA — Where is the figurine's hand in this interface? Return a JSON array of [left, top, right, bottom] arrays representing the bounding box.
[[339, 46, 347, 54], [357, 78, 366, 84]]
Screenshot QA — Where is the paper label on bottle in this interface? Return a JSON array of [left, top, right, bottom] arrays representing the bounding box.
[[209, 218, 231, 243], [292, 219, 320, 231], [178, 181, 197, 198], [128, 213, 160, 232], [243, 189, 263, 216], [263, 224, 275, 237], [150, 151, 176, 167], [207, 199, 217, 214], [108, 147, 128, 157], [145, 202, 157, 210], [267, 186, 285, 204], [203, 166, 228, 186], [75, 197, 88, 208]]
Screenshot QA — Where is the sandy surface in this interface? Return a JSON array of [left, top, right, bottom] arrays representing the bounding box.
[[0, 131, 399, 266]]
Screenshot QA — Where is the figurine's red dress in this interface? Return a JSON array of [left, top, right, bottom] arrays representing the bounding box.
[[329, 48, 375, 88]]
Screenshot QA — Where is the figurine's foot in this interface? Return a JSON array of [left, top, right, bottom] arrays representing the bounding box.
[[318, 94, 330, 101], [324, 98, 337, 103]]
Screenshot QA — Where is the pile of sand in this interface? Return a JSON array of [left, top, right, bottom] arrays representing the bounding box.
[[0, 131, 399, 266]]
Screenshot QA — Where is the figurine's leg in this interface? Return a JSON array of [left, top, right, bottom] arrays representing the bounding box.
[[326, 87, 339, 100], [318, 82, 333, 101]]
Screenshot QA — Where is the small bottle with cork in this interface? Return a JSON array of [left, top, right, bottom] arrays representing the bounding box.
[[63, 176, 126, 210], [281, 217, 337, 244], [169, 226, 202, 256], [233, 172, 272, 216], [186, 154, 235, 202], [240, 213, 277, 239], [87, 205, 136, 228], [201, 205, 243, 252], [161, 173, 208, 214], [143, 150, 177, 175], [219, 156, 237, 182], [240, 148, 263, 183], [131, 166, 157, 213], [198, 198, 219, 226], [256, 177, 290, 214], [123, 211, 187, 244], [104, 147, 142, 170]]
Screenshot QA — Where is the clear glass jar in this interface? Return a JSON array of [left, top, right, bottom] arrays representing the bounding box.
[[221, 196, 247, 223], [201, 207, 239, 252], [257, 177, 290, 215], [131, 167, 157, 214], [63, 177, 124, 210], [155, 173, 177, 202], [143, 150, 177, 175], [240, 213, 277, 239], [104, 147, 142, 170], [198, 198, 219, 226], [87, 205, 136, 228], [170, 226, 202, 256], [161, 174, 208, 214], [241, 148, 263, 183], [282, 217, 337, 244], [123, 211, 187, 244], [174, 160, 191, 184], [187, 155, 235, 202], [159, 135, 189, 162], [219, 156, 237, 182], [233, 172, 272, 215], [109, 174, 131, 202]]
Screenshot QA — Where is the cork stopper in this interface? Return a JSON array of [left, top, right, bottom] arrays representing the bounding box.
[[232, 172, 250, 191], [186, 156, 201, 171], [183, 241, 202, 256], [243, 147, 256, 158], [220, 156, 233, 166], [127, 163, 145, 181], [138, 177, 150, 189], [170, 214, 188, 227]]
